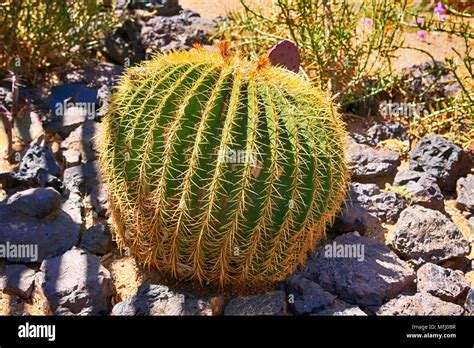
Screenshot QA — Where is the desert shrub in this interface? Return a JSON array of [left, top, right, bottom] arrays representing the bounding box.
[[216, 0, 406, 107], [399, 1, 473, 148], [0, 0, 118, 81]]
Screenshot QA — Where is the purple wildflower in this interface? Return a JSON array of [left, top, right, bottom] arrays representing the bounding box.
[[417, 30, 426, 39], [434, 2, 445, 15], [417, 17, 424, 25], [364, 18, 373, 25]]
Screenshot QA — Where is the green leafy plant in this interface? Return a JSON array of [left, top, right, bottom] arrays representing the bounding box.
[[0, 0, 118, 81], [99, 47, 348, 285], [215, 0, 406, 107]]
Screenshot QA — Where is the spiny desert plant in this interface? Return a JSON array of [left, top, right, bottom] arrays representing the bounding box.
[[0, 0, 118, 81], [99, 47, 348, 285]]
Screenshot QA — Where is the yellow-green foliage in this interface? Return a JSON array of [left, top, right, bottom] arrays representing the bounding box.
[[99, 48, 348, 285], [0, 0, 117, 79]]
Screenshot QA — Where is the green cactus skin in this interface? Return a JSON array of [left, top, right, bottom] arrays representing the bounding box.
[[99, 48, 348, 285]]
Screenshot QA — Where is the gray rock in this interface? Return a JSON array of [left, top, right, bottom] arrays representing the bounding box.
[[141, 9, 214, 54], [409, 135, 472, 191], [36, 247, 114, 315], [465, 288, 474, 314], [0, 263, 35, 300], [346, 139, 401, 180], [63, 160, 109, 216], [354, 122, 408, 146], [304, 233, 415, 307], [332, 197, 384, 240], [285, 273, 336, 315], [43, 107, 89, 138], [104, 20, 146, 65], [111, 283, 216, 316], [417, 263, 470, 303], [57, 63, 123, 121], [117, 0, 181, 15], [61, 192, 83, 225], [80, 224, 112, 255], [456, 174, 474, 215], [60, 63, 124, 89], [0, 188, 80, 262], [96, 85, 111, 118], [62, 149, 82, 168], [224, 291, 288, 316], [350, 183, 404, 223], [369, 191, 405, 223], [88, 183, 109, 217], [64, 161, 102, 196], [400, 61, 461, 102], [104, 8, 215, 65], [376, 293, 464, 316], [0, 142, 63, 191], [60, 121, 102, 164], [393, 170, 444, 210], [387, 206, 470, 265], [44, 83, 100, 137], [351, 182, 380, 196], [312, 299, 367, 316], [5, 187, 61, 219]]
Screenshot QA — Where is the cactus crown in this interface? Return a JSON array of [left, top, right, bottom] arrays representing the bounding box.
[[99, 47, 348, 285]]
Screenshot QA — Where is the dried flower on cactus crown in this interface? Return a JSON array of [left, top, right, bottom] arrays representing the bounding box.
[[219, 41, 231, 60]]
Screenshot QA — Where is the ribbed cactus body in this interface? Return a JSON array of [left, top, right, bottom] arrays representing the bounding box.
[[99, 49, 348, 285]]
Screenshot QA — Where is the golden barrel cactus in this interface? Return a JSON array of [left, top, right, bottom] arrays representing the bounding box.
[[99, 46, 348, 285]]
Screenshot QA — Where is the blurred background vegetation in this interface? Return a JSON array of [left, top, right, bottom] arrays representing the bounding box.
[[0, 0, 119, 82]]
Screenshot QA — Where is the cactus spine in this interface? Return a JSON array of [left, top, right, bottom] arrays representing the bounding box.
[[99, 47, 348, 285]]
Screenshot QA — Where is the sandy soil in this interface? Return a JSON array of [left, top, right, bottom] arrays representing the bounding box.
[[181, 0, 269, 19]]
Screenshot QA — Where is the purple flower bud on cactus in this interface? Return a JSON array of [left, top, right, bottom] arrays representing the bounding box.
[[364, 18, 373, 25], [417, 17, 424, 25], [417, 30, 426, 39]]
